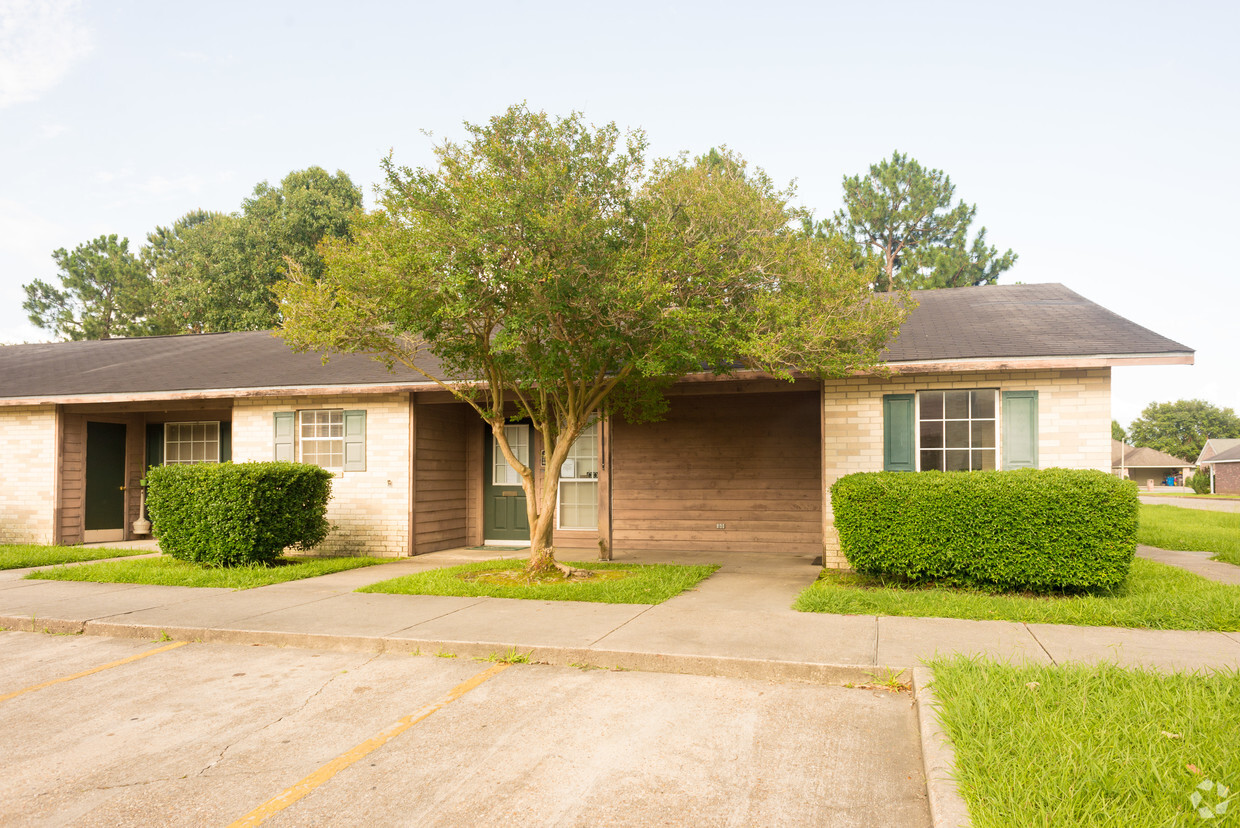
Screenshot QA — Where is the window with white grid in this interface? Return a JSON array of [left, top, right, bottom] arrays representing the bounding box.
[[164, 421, 220, 464], [558, 422, 599, 529], [299, 410, 344, 469]]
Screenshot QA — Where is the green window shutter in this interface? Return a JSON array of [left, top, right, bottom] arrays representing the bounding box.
[[145, 424, 164, 471], [1002, 390, 1039, 469], [343, 410, 366, 472], [273, 412, 295, 462], [883, 394, 916, 472], [220, 421, 232, 463]]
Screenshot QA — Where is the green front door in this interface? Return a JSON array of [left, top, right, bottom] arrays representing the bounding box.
[[85, 421, 127, 541], [483, 425, 530, 543]]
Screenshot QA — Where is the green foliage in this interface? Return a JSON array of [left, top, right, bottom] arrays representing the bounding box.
[[795, 558, 1240, 630], [827, 151, 1017, 292], [0, 544, 147, 570], [830, 469, 1138, 592], [930, 657, 1240, 827], [1111, 419, 1126, 442], [278, 104, 908, 568], [359, 558, 719, 604], [145, 462, 333, 567], [1127, 399, 1240, 462], [146, 167, 362, 333], [22, 234, 163, 339], [29, 554, 383, 588], [1187, 470, 1213, 495]]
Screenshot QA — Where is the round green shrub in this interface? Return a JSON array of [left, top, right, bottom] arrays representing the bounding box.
[[830, 468, 1138, 593], [145, 462, 334, 567]]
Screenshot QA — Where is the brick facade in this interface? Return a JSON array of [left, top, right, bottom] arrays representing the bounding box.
[[0, 405, 58, 545], [232, 394, 412, 557], [819, 367, 1111, 567], [1212, 463, 1240, 495]]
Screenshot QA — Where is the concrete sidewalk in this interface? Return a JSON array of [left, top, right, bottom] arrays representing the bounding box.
[[3, 545, 1239, 682]]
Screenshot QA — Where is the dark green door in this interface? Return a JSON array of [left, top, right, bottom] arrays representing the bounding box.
[[483, 425, 530, 542], [85, 421, 127, 537]]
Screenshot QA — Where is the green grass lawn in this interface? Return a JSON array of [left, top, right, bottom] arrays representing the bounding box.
[[358, 559, 719, 604], [1139, 504, 1240, 566], [930, 656, 1240, 827], [0, 544, 150, 570], [793, 558, 1240, 630], [26, 554, 389, 589]]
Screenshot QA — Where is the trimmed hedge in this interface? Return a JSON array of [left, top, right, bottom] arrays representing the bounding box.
[[831, 468, 1138, 592], [145, 462, 334, 567]]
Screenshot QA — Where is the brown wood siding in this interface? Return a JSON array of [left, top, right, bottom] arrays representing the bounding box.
[[58, 413, 86, 545], [413, 402, 470, 553], [611, 391, 822, 554]]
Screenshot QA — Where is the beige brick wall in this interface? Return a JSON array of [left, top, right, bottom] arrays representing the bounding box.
[[0, 406, 58, 545], [232, 394, 411, 557], [820, 367, 1111, 567]]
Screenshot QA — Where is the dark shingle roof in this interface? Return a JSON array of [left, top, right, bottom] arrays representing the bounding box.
[[0, 331, 440, 399], [881, 283, 1191, 363], [0, 283, 1193, 402]]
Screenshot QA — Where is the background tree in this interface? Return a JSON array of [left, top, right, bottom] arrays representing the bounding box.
[[1127, 399, 1240, 461], [146, 167, 362, 332], [278, 105, 908, 576], [22, 234, 162, 340], [827, 151, 1017, 292], [1112, 420, 1127, 442]]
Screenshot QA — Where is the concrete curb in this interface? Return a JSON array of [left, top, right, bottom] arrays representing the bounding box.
[[913, 666, 972, 828], [3, 612, 905, 687]]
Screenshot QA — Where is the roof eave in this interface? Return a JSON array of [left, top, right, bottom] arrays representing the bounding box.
[[883, 352, 1194, 374]]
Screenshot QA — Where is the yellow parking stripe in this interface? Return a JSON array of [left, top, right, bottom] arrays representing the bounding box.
[[227, 662, 510, 828], [0, 640, 189, 703]]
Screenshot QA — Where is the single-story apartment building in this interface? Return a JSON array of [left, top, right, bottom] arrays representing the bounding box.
[[1111, 440, 1192, 489], [0, 283, 1192, 567]]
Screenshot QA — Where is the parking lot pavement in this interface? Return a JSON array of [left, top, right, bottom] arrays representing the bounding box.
[[0, 630, 930, 827]]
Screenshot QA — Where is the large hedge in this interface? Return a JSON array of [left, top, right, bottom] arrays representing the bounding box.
[[145, 462, 334, 567], [830, 468, 1138, 592]]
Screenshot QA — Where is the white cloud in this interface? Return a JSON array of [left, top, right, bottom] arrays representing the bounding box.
[[0, 0, 93, 108]]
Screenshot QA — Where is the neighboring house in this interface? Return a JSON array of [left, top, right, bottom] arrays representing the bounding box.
[[0, 283, 1193, 567], [1197, 441, 1240, 495], [1111, 440, 1192, 489], [1196, 438, 1240, 469]]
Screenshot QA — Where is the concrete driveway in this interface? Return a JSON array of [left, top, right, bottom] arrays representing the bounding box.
[[0, 631, 931, 827]]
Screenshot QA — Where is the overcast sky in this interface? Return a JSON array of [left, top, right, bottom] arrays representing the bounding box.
[[1, 0, 1235, 426]]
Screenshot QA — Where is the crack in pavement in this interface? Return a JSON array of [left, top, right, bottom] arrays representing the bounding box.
[[195, 652, 384, 777], [1024, 624, 1057, 665]]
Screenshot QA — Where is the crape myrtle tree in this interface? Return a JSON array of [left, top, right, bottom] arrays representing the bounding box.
[[826, 151, 1017, 292], [277, 105, 908, 576]]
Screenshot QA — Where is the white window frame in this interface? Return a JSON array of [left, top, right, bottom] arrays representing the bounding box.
[[916, 389, 999, 472], [557, 422, 599, 530], [492, 424, 530, 486], [164, 421, 220, 465], [299, 409, 345, 471]]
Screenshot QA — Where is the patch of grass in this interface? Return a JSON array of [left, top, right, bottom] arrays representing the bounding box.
[[358, 559, 718, 604], [794, 558, 1240, 630], [1139, 504, 1240, 566], [25, 554, 388, 589], [476, 647, 533, 664], [0, 544, 149, 571], [929, 656, 1240, 827]]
